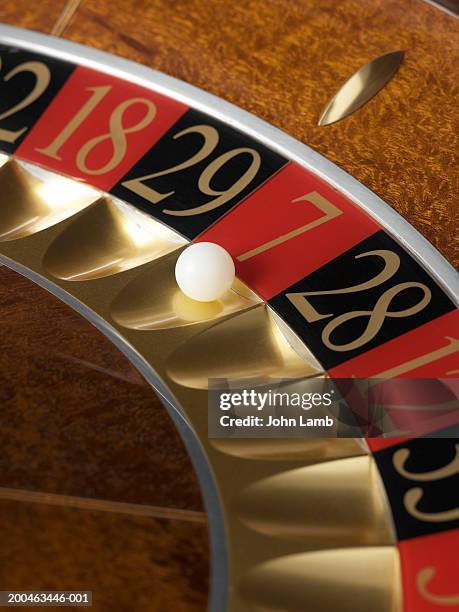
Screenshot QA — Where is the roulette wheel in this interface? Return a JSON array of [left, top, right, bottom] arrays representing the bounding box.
[[0, 0, 457, 610]]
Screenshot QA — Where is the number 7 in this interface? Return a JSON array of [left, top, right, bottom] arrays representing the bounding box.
[[236, 191, 342, 261]]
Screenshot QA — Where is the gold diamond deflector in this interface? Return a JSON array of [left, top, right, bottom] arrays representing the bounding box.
[[0, 158, 99, 241], [0, 157, 401, 612], [318, 50, 404, 126]]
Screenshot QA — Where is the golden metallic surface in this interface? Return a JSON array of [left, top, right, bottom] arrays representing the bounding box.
[[210, 437, 365, 462], [0, 159, 98, 241], [166, 305, 323, 390], [236, 455, 395, 545], [318, 50, 405, 127], [111, 248, 260, 330], [43, 195, 187, 281], [240, 546, 401, 612], [0, 161, 399, 611], [269, 308, 329, 366]]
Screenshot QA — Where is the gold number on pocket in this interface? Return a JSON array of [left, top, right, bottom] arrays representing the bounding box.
[[122, 124, 261, 215], [417, 567, 459, 605], [393, 445, 459, 523], [404, 488, 459, 522], [237, 192, 343, 261], [76, 97, 156, 175], [286, 249, 432, 352], [36, 86, 156, 174], [375, 336, 459, 378], [394, 446, 459, 482], [36, 86, 111, 159], [0, 58, 51, 143], [122, 125, 219, 204]]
